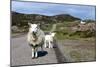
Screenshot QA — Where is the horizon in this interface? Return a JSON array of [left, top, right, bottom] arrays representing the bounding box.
[[12, 1, 96, 20]]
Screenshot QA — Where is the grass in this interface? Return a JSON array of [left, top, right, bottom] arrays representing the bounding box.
[[56, 32, 95, 41], [70, 51, 82, 61], [58, 39, 96, 62], [55, 22, 95, 41], [55, 29, 95, 40], [69, 49, 96, 62]]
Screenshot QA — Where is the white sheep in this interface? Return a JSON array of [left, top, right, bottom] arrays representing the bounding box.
[[27, 23, 45, 59], [44, 32, 56, 48]]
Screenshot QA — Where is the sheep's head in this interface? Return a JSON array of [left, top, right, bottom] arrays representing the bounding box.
[[28, 23, 40, 35], [50, 32, 56, 37]]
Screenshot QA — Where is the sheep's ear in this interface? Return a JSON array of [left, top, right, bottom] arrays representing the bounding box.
[[28, 22, 31, 26]]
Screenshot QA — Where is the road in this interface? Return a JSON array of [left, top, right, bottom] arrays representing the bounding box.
[[11, 35, 60, 66], [11, 34, 95, 66], [50, 24, 57, 32]]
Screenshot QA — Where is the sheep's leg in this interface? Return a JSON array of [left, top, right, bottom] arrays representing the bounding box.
[[44, 40, 47, 48], [50, 41, 53, 48], [35, 47, 38, 58], [32, 48, 35, 59], [51, 41, 53, 48], [49, 41, 51, 48]]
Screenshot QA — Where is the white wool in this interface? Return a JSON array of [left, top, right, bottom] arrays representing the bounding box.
[[27, 23, 45, 58], [27, 29, 45, 46], [27, 32, 36, 46], [44, 32, 56, 48]]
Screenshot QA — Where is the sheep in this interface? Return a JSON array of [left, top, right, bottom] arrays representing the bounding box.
[[44, 32, 56, 48], [27, 23, 45, 59]]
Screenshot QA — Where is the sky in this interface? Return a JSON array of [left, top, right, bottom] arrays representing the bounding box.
[[12, 1, 96, 20]]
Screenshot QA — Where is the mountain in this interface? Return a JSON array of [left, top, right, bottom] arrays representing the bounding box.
[[11, 11, 81, 26], [53, 14, 81, 22]]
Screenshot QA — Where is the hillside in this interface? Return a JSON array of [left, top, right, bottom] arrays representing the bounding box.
[[11, 11, 81, 26]]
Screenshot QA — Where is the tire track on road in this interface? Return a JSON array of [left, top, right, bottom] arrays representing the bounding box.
[[53, 40, 67, 63]]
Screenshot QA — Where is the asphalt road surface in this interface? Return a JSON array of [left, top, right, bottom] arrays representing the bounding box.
[[11, 33, 69, 66]]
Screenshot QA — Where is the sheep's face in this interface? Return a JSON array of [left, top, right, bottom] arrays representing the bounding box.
[[28, 23, 39, 34]]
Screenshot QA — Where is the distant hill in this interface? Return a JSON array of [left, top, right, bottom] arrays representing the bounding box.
[[11, 11, 81, 26]]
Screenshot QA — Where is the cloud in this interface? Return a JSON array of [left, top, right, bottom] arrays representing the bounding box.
[[12, 1, 96, 20]]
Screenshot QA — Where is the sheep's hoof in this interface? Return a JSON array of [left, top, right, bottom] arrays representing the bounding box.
[[32, 57, 38, 59], [46, 46, 48, 48], [32, 57, 36, 59]]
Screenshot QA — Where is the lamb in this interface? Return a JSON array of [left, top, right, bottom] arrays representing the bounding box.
[[44, 32, 56, 48]]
